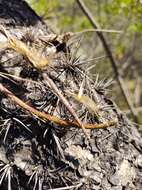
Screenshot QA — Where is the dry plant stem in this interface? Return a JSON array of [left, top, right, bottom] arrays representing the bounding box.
[[42, 73, 90, 140], [75, 29, 122, 34], [0, 26, 49, 69], [48, 182, 82, 190], [0, 27, 89, 140], [76, 0, 138, 123], [0, 71, 42, 86], [0, 83, 117, 129]]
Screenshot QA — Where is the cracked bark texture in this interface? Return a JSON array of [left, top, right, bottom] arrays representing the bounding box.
[[0, 0, 142, 190]]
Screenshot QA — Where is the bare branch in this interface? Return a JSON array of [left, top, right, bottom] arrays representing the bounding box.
[[0, 83, 117, 130], [76, 0, 139, 123]]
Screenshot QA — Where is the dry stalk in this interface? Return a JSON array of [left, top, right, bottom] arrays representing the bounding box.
[[0, 83, 117, 129], [0, 26, 90, 141], [42, 73, 90, 141], [0, 26, 118, 141], [76, 0, 139, 123], [0, 26, 50, 69]]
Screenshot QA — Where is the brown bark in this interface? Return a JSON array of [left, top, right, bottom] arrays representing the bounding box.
[[0, 1, 141, 190]]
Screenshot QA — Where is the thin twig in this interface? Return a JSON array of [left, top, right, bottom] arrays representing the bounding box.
[[0, 83, 117, 129], [76, 0, 138, 123], [48, 182, 82, 190], [49, 183, 82, 190], [75, 28, 123, 34], [0, 26, 90, 141], [0, 71, 42, 86], [42, 73, 90, 141]]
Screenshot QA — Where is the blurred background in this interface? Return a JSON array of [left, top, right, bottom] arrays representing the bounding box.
[[26, 0, 142, 126]]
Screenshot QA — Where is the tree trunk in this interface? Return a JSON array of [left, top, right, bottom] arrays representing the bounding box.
[[0, 1, 141, 190]]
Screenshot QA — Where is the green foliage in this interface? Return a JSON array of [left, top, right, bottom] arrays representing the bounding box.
[[128, 23, 142, 33], [27, 0, 92, 31], [103, 0, 142, 32], [27, 0, 142, 32], [27, 0, 60, 17]]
